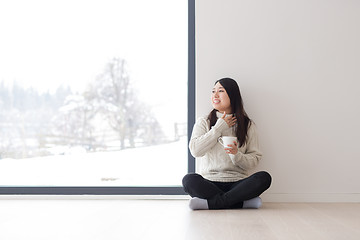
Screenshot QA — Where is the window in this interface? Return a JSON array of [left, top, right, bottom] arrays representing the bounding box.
[[0, 0, 195, 194]]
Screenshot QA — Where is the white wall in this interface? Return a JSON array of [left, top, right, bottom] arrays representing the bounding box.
[[195, 0, 360, 202]]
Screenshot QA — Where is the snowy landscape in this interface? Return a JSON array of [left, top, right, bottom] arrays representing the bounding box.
[[0, 137, 187, 187], [0, 57, 188, 187]]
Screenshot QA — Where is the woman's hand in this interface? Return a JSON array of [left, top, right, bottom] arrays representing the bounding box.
[[224, 141, 238, 155], [221, 111, 237, 128]]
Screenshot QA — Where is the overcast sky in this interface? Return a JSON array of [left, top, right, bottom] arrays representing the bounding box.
[[0, 0, 187, 111]]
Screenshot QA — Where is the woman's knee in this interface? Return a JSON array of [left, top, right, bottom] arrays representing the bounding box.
[[182, 173, 202, 188], [182, 173, 202, 195], [254, 171, 272, 189], [260, 171, 272, 188]]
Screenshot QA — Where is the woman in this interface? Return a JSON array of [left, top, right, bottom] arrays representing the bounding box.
[[182, 78, 271, 210]]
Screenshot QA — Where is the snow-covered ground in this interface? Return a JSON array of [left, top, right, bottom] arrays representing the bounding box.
[[0, 138, 188, 187]]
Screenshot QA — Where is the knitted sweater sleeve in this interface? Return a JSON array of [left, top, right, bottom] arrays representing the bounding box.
[[189, 117, 229, 157], [230, 122, 262, 170]]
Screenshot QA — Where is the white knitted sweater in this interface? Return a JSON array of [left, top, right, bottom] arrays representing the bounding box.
[[189, 111, 262, 182]]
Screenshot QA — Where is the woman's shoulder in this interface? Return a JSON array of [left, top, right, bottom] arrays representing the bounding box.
[[247, 120, 258, 135], [196, 114, 210, 122], [195, 115, 210, 125]]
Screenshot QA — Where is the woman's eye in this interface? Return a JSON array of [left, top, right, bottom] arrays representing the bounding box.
[[212, 89, 224, 93]]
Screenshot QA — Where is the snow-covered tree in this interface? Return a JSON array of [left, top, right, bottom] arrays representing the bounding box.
[[50, 57, 166, 151], [88, 57, 165, 149]]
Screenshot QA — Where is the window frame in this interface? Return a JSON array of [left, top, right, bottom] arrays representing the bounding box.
[[0, 0, 195, 195]]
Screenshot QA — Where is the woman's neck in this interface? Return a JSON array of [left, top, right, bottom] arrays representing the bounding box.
[[215, 111, 233, 118]]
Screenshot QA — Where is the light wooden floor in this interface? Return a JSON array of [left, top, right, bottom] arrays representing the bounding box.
[[0, 200, 359, 240]]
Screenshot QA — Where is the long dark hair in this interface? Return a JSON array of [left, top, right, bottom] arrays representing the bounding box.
[[208, 77, 251, 147]]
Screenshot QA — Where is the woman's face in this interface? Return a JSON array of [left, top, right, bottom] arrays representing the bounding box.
[[211, 82, 232, 113]]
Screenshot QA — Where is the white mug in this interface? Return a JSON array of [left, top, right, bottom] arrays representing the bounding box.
[[218, 136, 237, 148]]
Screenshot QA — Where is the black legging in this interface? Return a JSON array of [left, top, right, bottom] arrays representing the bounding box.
[[182, 171, 272, 209]]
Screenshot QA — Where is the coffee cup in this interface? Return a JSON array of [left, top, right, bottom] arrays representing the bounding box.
[[218, 136, 237, 148]]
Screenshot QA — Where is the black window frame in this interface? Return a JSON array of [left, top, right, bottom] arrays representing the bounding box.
[[0, 0, 195, 195]]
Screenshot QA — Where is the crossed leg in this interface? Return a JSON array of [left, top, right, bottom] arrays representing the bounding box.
[[182, 171, 272, 210]]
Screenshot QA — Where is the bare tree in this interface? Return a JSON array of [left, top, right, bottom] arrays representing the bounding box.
[[91, 57, 165, 149], [49, 57, 165, 152]]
